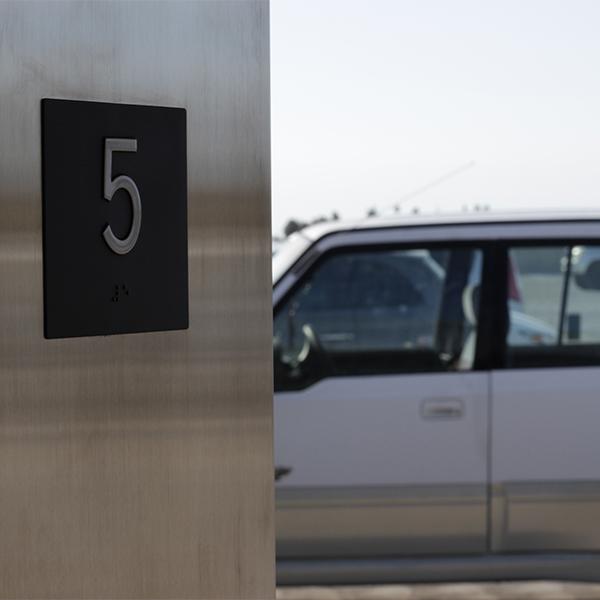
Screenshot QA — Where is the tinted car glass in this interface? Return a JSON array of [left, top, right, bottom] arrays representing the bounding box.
[[273, 247, 482, 391], [506, 244, 600, 368]]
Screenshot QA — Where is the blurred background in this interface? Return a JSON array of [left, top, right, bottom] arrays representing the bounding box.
[[271, 0, 600, 238], [271, 2, 600, 598]]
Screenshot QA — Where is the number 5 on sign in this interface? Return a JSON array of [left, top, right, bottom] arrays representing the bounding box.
[[103, 138, 142, 255]]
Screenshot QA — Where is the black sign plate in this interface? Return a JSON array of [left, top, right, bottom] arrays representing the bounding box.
[[42, 99, 188, 339]]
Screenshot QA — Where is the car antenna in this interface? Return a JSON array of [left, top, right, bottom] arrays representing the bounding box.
[[369, 161, 476, 218]]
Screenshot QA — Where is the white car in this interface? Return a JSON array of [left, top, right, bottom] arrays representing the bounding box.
[[273, 211, 600, 584]]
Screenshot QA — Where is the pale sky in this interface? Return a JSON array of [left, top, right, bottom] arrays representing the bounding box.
[[270, 0, 600, 235]]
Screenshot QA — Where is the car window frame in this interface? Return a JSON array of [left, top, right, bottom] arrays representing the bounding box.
[[273, 240, 493, 391], [491, 237, 600, 371]]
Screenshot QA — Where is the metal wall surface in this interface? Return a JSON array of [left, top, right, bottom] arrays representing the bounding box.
[[0, 2, 273, 598]]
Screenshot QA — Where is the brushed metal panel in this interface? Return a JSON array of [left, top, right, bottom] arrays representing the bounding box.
[[0, 2, 273, 598]]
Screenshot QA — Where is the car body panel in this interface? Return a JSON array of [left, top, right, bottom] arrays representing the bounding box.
[[491, 367, 600, 552], [273, 213, 600, 583], [275, 372, 489, 557]]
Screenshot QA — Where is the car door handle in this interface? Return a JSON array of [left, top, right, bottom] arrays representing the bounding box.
[[420, 398, 464, 420]]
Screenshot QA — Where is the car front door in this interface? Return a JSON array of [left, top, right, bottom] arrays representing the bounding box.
[[490, 235, 600, 552], [274, 239, 490, 559]]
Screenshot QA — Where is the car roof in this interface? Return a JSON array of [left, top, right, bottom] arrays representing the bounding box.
[[297, 209, 600, 242]]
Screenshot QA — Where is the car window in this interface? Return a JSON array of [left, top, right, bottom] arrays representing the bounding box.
[[352, 256, 423, 308], [565, 245, 600, 344], [506, 244, 600, 368], [273, 246, 483, 391]]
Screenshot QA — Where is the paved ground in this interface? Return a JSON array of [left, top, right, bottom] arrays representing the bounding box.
[[277, 582, 600, 600]]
